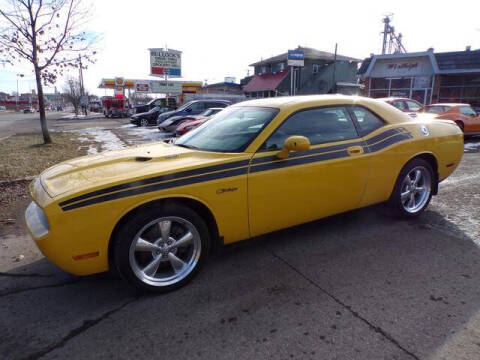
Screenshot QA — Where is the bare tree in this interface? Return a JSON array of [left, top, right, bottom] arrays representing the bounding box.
[[0, 0, 97, 144], [62, 77, 81, 115]]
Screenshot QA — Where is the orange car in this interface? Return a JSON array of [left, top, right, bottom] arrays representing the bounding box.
[[425, 103, 480, 135]]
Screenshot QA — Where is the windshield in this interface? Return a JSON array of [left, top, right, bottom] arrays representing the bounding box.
[[175, 106, 279, 152], [176, 101, 194, 112]]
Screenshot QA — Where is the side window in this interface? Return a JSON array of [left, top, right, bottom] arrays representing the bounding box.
[[350, 106, 384, 135], [406, 100, 422, 111], [190, 102, 205, 111], [392, 101, 406, 110], [262, 107, 358, 151]]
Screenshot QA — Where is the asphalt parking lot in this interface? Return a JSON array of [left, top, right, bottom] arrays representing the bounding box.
[[1, 117, 480, 359]]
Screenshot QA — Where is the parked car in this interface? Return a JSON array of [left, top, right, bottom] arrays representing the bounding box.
[[23, 107, 34, 113], [424, 103, 480, 134], [130, 106, 172, 127], [134, 98, 177, 114], [379, 97, 424, 117], [175, 108, 224, 136], [26, 95, 464, 292], [56, 105, 63, 111], [0, 105, 6, 111], [157, 100, 230, 131]]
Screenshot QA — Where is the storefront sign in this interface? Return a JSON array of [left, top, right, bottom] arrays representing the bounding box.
[[135, 82, 150, 92], [150, 48, 182, 77], [150, 80, 183, 94], [371, 56, 433, 77], [288, 49, 304, 67]]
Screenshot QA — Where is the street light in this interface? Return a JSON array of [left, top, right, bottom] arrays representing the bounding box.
[[16, 73, 24, 111]]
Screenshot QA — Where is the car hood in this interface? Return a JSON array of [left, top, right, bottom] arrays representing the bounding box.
[[158, 110, 176, 122], [39, 142, 245, 200], [178, 118, 207, 129]]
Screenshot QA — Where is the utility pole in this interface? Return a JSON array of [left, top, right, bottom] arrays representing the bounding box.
[[78, 54, 87, 115], [332, 43, 337, 94], [16, 73, 24, 111]]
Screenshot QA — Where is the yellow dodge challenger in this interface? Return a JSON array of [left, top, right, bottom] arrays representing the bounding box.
[[25, 95, 464, 292]]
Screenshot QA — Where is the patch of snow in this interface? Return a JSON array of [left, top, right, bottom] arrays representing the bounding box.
[[125, 127, 172, 144], [71, 127, 126, 152], [121, 124, 136, 128], [464, 140, 480, 152]]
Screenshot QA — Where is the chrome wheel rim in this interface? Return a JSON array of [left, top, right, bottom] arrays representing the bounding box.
[[128, 217, 201, 287], [141, 119, 148, 127], [400, 166, 431, 214]]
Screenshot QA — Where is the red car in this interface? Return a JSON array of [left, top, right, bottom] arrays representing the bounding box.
[[378, 97, 424, 117], [175, 107, 224, 136]]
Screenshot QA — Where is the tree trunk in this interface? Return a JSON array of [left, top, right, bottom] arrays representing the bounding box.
[[34, 65, 51, 144]]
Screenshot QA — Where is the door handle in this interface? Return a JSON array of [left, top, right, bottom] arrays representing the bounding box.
[[347, 145, 364, 156]]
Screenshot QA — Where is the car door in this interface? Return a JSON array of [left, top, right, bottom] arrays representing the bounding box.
[[247, 106, 371, 237], [188, 101, 205, 115]]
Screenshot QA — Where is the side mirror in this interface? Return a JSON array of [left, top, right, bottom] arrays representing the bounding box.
[[277, 136, 310, 159]]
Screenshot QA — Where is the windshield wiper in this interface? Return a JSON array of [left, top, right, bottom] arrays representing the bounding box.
[[176, 143, 200, 150]]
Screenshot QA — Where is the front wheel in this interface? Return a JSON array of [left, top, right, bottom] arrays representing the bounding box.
[[387, 158, 434, 218], [114, 203, 210, 292], [140, 118, 149, 127]]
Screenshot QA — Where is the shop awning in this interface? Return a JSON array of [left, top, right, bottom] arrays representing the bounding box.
[[243, 69, 290, 92]]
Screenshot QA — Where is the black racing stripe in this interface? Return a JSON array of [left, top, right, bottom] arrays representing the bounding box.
[[250, 150, 349, 174], [61, 129, 413, 211], [365, 128, 403, 145], [252, 128, 405, 166], [251, 141, 364, 165], [62, 167, 248, 211], [367, 133, 411, 152], [59, 159, 250, 207]]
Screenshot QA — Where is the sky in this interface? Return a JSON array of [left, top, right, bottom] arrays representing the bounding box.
[[1, 0, 479, 96]]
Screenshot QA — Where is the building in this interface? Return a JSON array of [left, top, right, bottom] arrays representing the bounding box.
[[242, 46, 360, 98], [357, 48, 480, 107], [197, 81, 243, 95]]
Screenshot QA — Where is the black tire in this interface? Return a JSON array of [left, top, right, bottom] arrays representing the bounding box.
[[386, 158, 434, 218], [455, 121, 465, 133], [113, 202, 211, 293]]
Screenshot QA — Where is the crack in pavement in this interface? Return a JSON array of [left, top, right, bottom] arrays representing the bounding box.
[[22, 297, 140, 360], [0, 272, 53, 278], [0, 279, 80, 298], [264, 247, 421, 360]]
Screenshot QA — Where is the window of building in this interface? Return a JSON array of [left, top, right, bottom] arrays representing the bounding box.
[[390, 78, 412, 89], [260, 66, 267, 74], [350, 106, 384, 135], [278, 62, 285, 71], [313, 64, 321, 75], [371, 78, 389, 89], [261, 107, 358, 151]]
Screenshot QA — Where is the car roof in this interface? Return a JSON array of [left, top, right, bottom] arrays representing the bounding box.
[[233, 95, 411, 124], [427, 103, 469, 107], [377, 97, 419, 102]]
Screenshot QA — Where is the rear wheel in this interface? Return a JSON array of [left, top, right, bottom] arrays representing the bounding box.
[[387, 158, 434, 218], [114, 203, 210, 292], [455, 121, 464, 132]]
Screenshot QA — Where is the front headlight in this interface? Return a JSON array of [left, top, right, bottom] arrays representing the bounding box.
[[25, 201, 49, 238]]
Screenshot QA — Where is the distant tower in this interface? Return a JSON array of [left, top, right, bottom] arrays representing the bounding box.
[[381, 15, 407, 54]]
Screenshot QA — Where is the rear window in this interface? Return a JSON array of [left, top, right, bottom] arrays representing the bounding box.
[[425, 106, 449, 114]]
